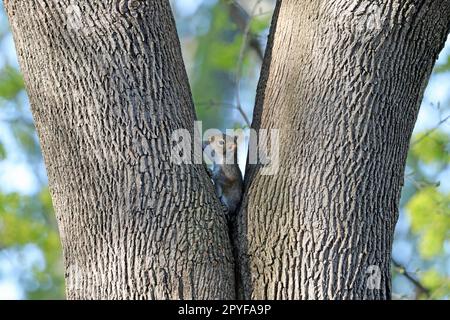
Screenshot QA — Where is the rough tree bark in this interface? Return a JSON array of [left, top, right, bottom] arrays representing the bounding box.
[[235, 0, 450, 299], [5, 0, 450, 300], [5, 0, 234, 299]]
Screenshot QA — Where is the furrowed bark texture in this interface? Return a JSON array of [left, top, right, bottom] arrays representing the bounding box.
[[236, 0, 450, 299], [5, 0, 234, 299]]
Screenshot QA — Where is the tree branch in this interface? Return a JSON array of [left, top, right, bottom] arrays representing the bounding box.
[[227, 0, 265, 60], [411, 113, 450, 146], [218, 0, 270, 127], [392, 258, 431, 298]]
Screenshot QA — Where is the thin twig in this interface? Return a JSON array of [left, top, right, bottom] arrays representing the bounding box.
[[405, 174, 440, 190], [228, 0, 266, 60], [253, 10, 273, 17], [234, 0, 263, 127], [392, 258, 431, 298], [196, 100, 238, 110], [411, 114, 450, 146]]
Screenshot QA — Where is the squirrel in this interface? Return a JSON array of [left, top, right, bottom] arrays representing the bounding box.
[[203, 133, 244, 216]]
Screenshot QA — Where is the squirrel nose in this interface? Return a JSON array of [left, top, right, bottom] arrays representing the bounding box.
[[202, 141, 209, 150]]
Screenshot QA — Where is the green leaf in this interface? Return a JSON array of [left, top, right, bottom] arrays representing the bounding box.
[[0, 65, 24, 100], [0, 142, 6, 160], [208, 34, 242, 70], [411, 130, 450, 164], [250, 15, 271, 34], [434, 54, 450, 73], [406, 187, 450, 259], [421, 269, 450, 299], [192, 2, 241, 129], [12, 124, 41, 157], [0, 191, 64, 299]]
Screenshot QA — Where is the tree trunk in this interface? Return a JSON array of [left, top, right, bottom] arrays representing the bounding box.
[[5, 0, 234, 299], [6, 0, 450, 300], [235, 0, 450, 299]]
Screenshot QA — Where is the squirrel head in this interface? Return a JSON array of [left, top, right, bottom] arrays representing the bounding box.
[[203, 133, 238, 164]]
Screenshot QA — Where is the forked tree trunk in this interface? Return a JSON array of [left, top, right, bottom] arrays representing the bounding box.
[[235, 0, 450, 299], [5, 0, 450, 300], [5, 0, 234, 299]]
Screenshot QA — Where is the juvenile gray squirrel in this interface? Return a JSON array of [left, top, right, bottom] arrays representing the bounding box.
[[203, 133, 243, 216]]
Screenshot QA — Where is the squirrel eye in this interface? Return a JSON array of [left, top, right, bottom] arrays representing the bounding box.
[[219, 140, 225, 145]]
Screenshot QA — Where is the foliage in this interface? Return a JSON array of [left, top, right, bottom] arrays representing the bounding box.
[[0, 65, 24, 100], [0, 190, 64, 299], [398, 108, 450, 298], [397, 47, 450, 297], [0, 22, 64, 298], [407, 186, 449, 259], [189, 1, 244, 130]]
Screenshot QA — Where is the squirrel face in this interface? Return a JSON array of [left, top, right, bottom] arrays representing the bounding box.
[[203, 134, 238, 164]]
